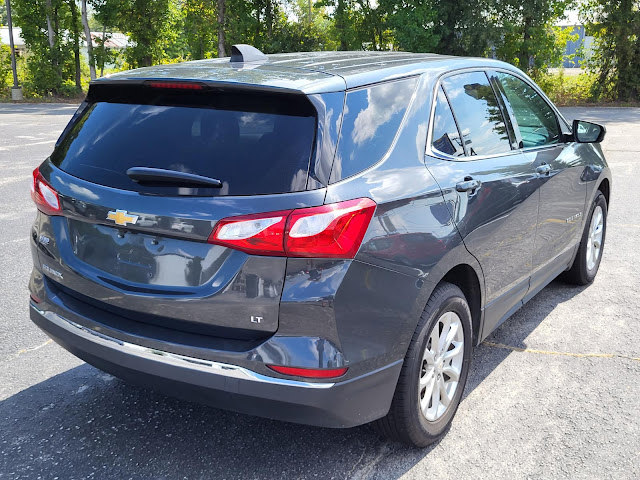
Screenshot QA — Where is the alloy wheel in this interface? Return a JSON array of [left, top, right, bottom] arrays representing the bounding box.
[[418, 311, 464, 422], [586, 205, 604, 271]]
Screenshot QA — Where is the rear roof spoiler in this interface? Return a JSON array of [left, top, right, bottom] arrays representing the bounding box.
[[88, 77, 306, 96]]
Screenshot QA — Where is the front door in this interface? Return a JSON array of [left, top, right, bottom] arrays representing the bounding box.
[[425, 70, 540, 337], [489, 71, 587, 297]]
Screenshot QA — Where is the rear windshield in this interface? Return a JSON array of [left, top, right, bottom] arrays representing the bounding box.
[[51, 94, 317, 196]]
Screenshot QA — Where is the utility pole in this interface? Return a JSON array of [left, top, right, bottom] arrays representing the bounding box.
[[5, 0, 22, 100]]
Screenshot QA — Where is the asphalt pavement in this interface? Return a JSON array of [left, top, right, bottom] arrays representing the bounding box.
[[0, 103, 638, 479]]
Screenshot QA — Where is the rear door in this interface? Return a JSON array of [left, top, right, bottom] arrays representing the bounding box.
[[489, 71, 587, 296], [425, 71, 540, 335], [36, 83, 324, 340]]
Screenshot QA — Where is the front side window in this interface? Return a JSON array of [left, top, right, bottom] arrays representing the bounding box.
[[442, 72, 512, 157], [431, 87, 465, 157], [495, 72, 560, 148]]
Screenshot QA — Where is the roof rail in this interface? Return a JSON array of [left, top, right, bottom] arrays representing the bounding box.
[[230, 44, 267, 63]]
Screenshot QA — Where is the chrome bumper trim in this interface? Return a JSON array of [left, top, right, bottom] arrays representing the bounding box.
[[31, 304, 335, 389]]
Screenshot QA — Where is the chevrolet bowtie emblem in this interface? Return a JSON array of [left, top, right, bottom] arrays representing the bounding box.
[[107, 209, 139, 226]]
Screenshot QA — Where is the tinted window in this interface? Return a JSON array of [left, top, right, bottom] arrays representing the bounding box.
[[442, 72, 511, 156], [330, 77, 418, 182], [495, 72, 560, 148], [431, 87, 465, 157], [51, 101, 316, 196]]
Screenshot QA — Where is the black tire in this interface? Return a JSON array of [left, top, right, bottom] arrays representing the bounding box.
[[562, 192, 607, 285], [374, 282, 473, 447]]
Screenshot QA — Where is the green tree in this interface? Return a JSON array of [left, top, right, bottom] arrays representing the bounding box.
[[81, 0, 96, 80], [99, 0, 177, 68], [91, 0, 121, 75], [379, 0, 496, 55], [318, 0, 380, 50], [68, 0, 82, 90], [12, 0, 77, 95], [264, 0, 335, 52], [582, 0, 640, 100], [183, 0, 218, 59], [494, 0, 575, 75], [380, 0, 438, 52]]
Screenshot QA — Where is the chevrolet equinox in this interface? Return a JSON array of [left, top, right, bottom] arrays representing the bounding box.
[[29, 46, 611, 447]]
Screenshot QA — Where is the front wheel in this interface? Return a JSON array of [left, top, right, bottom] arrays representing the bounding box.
[[375, 282, 473, 447], [563, 191, 607, 285]]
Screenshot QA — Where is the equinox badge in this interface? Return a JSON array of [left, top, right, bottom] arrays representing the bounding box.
[[107, 209, 139, 227]]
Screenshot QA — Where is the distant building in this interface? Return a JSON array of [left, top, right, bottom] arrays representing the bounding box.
[[83, 32, 129, 70], [87, 31, 129, 50], [1, 27, 128, 71], [0, 26, 26, 54], [557, 13, 594, 68]]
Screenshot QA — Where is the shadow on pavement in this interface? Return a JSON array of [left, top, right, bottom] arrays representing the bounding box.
[[0, 279, 586, 479]]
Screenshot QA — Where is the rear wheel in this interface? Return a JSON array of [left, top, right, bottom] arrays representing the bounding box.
[[563, 192, 607, 285], [375, 282, 473, 447]]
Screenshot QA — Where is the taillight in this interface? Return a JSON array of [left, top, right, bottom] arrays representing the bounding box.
[[210, 210, 291, 256], [267, 365, 348, 379], [31, 167, 62, 215], [285, 198, 376, 258], [208, 198, 376, 259]]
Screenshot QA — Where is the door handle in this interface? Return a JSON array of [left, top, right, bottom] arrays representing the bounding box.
[[456, 178, 481, 193], [536, 163, 551, 175]]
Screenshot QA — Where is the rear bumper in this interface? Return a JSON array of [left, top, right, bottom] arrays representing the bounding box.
[[30, 303, 402, 428]]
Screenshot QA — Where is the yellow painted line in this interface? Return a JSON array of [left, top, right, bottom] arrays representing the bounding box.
[[15, 339, 53, 356], [482, 341, 640, 362]]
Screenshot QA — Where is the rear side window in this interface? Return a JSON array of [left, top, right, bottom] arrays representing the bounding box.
[[431, 87, 465, 157], [51, 95, 316, 196], [442, 72, 511, 157], [494, 72, 560, 148], [330, 77, 418, 182]]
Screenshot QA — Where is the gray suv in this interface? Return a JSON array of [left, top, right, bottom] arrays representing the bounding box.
[[29, 46, 611, 447]]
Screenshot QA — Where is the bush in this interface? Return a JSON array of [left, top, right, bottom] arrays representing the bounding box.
[[58, 79, 81, 97], [536, 70, 603, 105], [0, 43, 12, 93], [14, 51, 90, 99]]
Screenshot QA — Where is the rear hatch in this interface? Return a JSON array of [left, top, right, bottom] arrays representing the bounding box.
[[36, 81, 325, 340]]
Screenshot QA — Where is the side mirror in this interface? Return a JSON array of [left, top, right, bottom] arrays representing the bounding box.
[[572, 119, 606, 143]]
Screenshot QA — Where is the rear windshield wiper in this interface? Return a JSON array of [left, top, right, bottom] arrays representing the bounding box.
[[126, 167, 223, 188]]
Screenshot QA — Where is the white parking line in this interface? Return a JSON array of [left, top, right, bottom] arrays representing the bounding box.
[[0, 175, 29, 187], [1, 139, 56, 150], [0, 237, 29, 246]]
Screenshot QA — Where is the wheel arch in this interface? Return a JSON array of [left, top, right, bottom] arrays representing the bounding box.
[[439, 264, 483, 345], [415, 243, 485, 348], [597, 177, 610, 206]]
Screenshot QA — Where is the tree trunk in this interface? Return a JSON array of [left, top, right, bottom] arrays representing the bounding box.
[[69, 0, 82, 90], [520, 15, 533, 72], [81, 0, 96, 80], [45, 0, 55, 49], [45, 0, 62, 91], [100, 25, 106, 77], [336, 0, 348, 51], [615, 0, 635, 100], [266, 0, 273, 39], [217, 0, 226, 57]]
